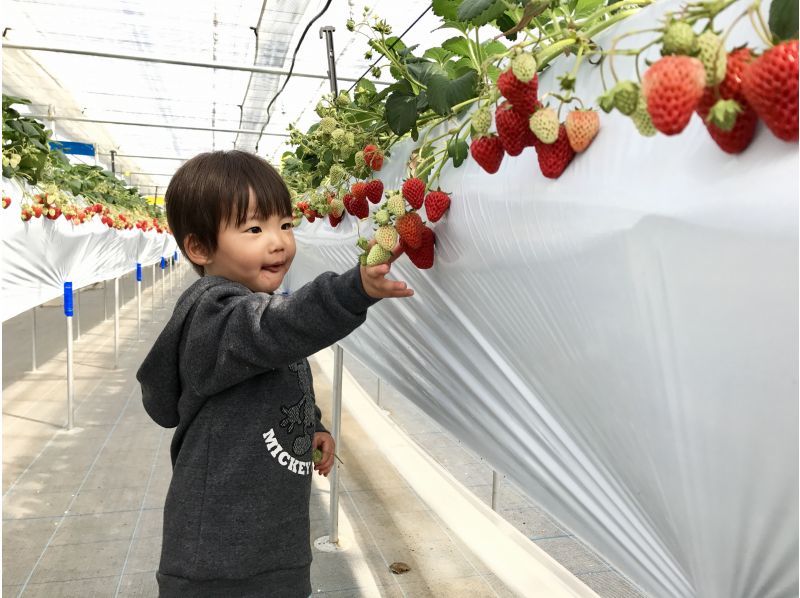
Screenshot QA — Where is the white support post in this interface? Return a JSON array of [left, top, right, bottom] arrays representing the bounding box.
[[329, 343, 344, 544], [376, 377, 382, 407], [64, 283, 75, 430], [75, 287, 81, 340], [104, 279, 108, 320], [492, 470, 500, 511], [136, 263, 142, 340], [31, 307, 38, 372], [114, 277, 120, 369]]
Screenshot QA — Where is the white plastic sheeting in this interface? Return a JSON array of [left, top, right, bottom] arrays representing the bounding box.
[[285, 3, 799, 596], [1, 177, 177, 321]]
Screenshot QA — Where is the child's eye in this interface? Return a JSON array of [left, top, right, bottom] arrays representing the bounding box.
[[246, 226, 262, 233], [281, 222, 293, 230]]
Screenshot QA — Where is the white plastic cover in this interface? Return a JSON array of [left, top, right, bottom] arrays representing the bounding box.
[[286, 3, 799, 595], [1, 177, 177, 321]]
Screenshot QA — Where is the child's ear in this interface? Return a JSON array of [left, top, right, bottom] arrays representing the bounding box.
[[184, 234, 213, 266]]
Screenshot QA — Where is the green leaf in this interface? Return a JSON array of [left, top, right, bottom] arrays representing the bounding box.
[[442, 36, 472, 57], [427, 71, 478, 115], [385, 92, 419, 135], [445, 56, 477, 79], [457, 0, 507, 25], [407, 61, 448, 85], [494, 13, 518, 40], [423, 47, 456, 64], [769, 0, 798, 40], [432, 0, 461, 20], [447, 138, 469, 167], [575, 0, 605, 18], [481, 40, 507, 58]]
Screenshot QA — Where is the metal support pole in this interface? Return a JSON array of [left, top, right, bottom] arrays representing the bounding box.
[[329, 344, 344, 544], [136, 263, 142, 340], [120, 272, 125, 306], [31, 307, 38, 372], [492, 471, 500, 511], [110, 149, 116, 174], [104, 280, 108, 319], [319, 26, 339, 95], [64, 283, 74, 430], [114, 277, 120, 369], [75, 287, 81, 340], [376, 377, 382, 408]]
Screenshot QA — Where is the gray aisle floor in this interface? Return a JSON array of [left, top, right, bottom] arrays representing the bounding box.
[[2, 265, 645, 597]]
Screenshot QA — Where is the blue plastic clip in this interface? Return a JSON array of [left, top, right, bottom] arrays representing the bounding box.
[[173, 251, 178, 262], [63, 282, 73, 316], [136, 263, 142, 281], [160, 257, 166, 269]]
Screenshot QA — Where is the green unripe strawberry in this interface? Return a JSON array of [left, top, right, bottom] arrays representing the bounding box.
[[330, 198, 344, 218], [366, 243, 392, 266], [354, 150, 366, 168], [386, 194, 405, 217], [374, 208, 390, 225], [292, 216, 303, 227], [317, 117, 337, 135], [631, 96, 657, 137], [613, 81, 640, 115], [375, 225, 398, 250], [331, 129, 347, 148], [511, 52, 537, 83], [662, 21, 697, 56], [312, 448, 323, 463], [529, 107, 559, 144], [335, 91, 351, 107], [471, 107, 492, 136], [697, 31, 726, 85], [356, 237, 370, 251], [328, 164, 347, 185], [359, 253, 368, 266]]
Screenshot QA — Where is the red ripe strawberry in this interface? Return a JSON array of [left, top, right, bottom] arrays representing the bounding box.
[[349, 195, 369, 219], [424, 190, 450, 223], [535, 124, 575, 179], [470, 134, 505, 173], [395, 211, 425, 249], [564, 109, 600, 152], [741, 40, 798, 141], [497, 69, 539, 116], [642, 56, 706, 135], [2, 196, 11, 209], [365, 179, 384, 203], [402, 177, 426, 210], [342, 193, 354, 214], [351, 181, 368, 202], [363, 144, 384, 171], [328, 212, 343, 227], [93, 203, 103, 213], [495, 103, 529, 156], [697, 48, 758, 154], [401, 226, 435, 269], [33, 205, 43, 218]]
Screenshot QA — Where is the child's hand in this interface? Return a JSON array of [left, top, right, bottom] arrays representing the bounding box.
[[360, 243, 415, 299], [312, 431, 335, 477]]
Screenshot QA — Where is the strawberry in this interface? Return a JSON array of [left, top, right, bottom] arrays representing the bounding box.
[[21, 207, 32, 221], [402, 177, 426, 209], [565, 109, 600, 152], [642, 56, 706, 135], [697, 48, 758, 154], [424, 190, 450, 223], [2, 196, 10, 209], [366, 243, 392, 266], [351, 181, 368, 202], [497, 69, 539, 116], [349, 195, 369, 219], [329, 212, 344, 227], [365, 179, 384, 203], [401, 226, 435, 269], [386, 194, 405, 217], [535, 124, 575, 179], [33, 205, 43, 218], [471, 106, 492, 136], [511, 52, 537, 83], [529, 107, 559, 144], [363, 144, 384, 170], [329, 197, 345, 218], [741, 40, 798, 142], [395, 211, 424, 249], [495, 102, 529, 156], [470, 134, 505, 174], [375, 225, 398, 250], [661, 20, 697, 56]]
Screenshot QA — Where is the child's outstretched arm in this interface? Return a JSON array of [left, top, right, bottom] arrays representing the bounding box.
[[360, 243, 414, 299]]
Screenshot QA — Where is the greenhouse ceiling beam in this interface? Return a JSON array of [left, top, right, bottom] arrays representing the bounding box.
[[3, 43, 390, 85], [98, 154, 189, 161], [25, 115, 288, 136]]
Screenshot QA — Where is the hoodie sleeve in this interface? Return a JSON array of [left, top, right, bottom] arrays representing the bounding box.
[[182, 266, 379, 397]]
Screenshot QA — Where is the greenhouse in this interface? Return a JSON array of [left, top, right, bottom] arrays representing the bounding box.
[[2, 0, 798, 597]]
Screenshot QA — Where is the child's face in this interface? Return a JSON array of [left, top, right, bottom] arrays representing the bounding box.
[[204, 194, 296, 294]]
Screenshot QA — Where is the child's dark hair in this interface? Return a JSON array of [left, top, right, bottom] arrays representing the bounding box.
[[165, 150, 292, 276]]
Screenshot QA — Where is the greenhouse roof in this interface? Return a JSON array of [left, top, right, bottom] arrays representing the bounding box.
[[2, 0, 444, 196]]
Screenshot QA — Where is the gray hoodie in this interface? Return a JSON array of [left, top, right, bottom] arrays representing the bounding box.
[[136, 266, 378, 597]]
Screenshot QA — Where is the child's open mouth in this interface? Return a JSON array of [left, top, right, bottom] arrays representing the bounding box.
[[261, 263, 284, 273]]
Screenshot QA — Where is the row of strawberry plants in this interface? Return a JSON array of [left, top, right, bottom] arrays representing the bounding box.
[[2, 94, 169, 232], [283, 0, 797, 270]]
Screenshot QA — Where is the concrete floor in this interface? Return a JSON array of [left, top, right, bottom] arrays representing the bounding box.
[[2, 264, 645, 597]]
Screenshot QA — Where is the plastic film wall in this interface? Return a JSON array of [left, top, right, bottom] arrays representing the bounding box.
[[1, 177, 178, 321], [286, 2, 799, 596]]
